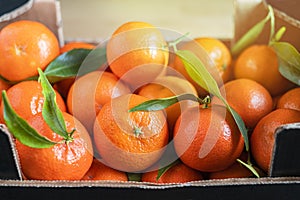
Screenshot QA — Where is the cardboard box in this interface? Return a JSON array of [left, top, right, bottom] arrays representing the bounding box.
[[0, 0, 300, 199]]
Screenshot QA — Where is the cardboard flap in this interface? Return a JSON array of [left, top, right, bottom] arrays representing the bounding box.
[[0, 0, 64, 46], [0, 0, 33, 22], [270, 123, 300, 177], [233, 0, 300, 51]]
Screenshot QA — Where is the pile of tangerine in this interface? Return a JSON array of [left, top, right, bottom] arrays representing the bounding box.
[[0, 20, 299, 183]]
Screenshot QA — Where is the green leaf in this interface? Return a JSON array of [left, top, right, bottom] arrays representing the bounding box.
[[176, 50, 249, 151], [2, 91, 56, 148], [127, 173, 142, 182], [38, 69, 69, 139], [270, 41, 300, 85], [176, 50, 222, 97], [237, 159, 260, 178], [231, 6, 272, 57], [44, 48, 106, 83], [156, 160, 179, 181], [129, 93, 204, 112]]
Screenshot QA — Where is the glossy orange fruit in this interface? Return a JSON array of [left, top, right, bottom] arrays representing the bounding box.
[[0, 79, 10, 102], [141, 161, 203, 183], [60, 41, 95, 54], [137, 76, 198, 131], [276, 87, 300, 111], [67, 71, 131, 132], [208, 161, 253, 179], [106, 21, 169, 87], [93, 94, 169, 172], [0, 80, 66, 123], [234, 45, 295, 96], [250, 108, 300, 173], [16, 112, 93, 180], [212, 78, 273, 129], [172, 37, 232, 97], [208, 152, 253, 179], [193, 37, 232, 83], [82, 159, 128, 181], [173, 105, 244, 172], [0, 20, 60, 82]]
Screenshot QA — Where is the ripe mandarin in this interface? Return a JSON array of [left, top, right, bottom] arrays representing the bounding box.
[[141, 161, 203, 183], [172, 37, 231, 97], [82, 159, 128, 181], [93, 94, 169, 172], [0, 80, 66, 123], [276, 87, 300, 111], [212, 78, 273, 129], [173, 105, 244, 172], [250, 109, 300, 173], [0, 20, 59, 82], [16, 112, 93, 180], [234, 45, 294, 96], [67, 71, 131, 132], [106, 21, 168, 87]]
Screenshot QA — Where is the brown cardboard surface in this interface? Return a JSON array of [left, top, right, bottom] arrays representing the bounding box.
[[233, 0, 300, 50]]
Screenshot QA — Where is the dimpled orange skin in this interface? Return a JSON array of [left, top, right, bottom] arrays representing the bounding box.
[[93, 94, 169, 172], [251, 109, 300, 173], [0, 80, 66, 123], [208, 152, 258, 179], [106, 21, 168, 86], [212, 78, 273, 129], [173, 105, 244, 172], [82, 159, 128, 181], [60, 41, 95, 54], [67, 71, 131, 132], [141, 162, 203, 183], [193, 37, 232, 83], [0, 20, 60, 82], [171, 37, 231, 97], [276, 87, 300, 111], [234, 45, 294, 96], [16, 112, 93, 180], [0, 79, 10, 102]]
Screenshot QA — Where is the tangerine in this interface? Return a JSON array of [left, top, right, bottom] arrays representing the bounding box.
[[212, 78, 273, 129], [67, 71, 131, 132], [173, 105, 244, 172], [137, 76, 198, 131], [16, 112, 93, 180], [234, 45, 294, 96], [0, 20, 60, 82], [172, 37, 231, 97], [276, 87, 300, 111], [82, 159, 128, 181], [106, 21, 169, 87], [250, 108, 300, 173], [208, 152, 253, 179], [93, 94, 169, 172], [0, 80, 66, 123], [141, 161, 203, 183], [0, 79, 10, 102], [60, 41, 95, 54]]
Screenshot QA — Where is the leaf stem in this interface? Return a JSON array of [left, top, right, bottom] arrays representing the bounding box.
[[268, 5, 275, 45], [236, 158, 260, 178], [167, 32, 190, 52]]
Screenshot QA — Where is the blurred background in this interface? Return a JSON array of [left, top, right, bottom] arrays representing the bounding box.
[[60, 0, 234, 41]]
